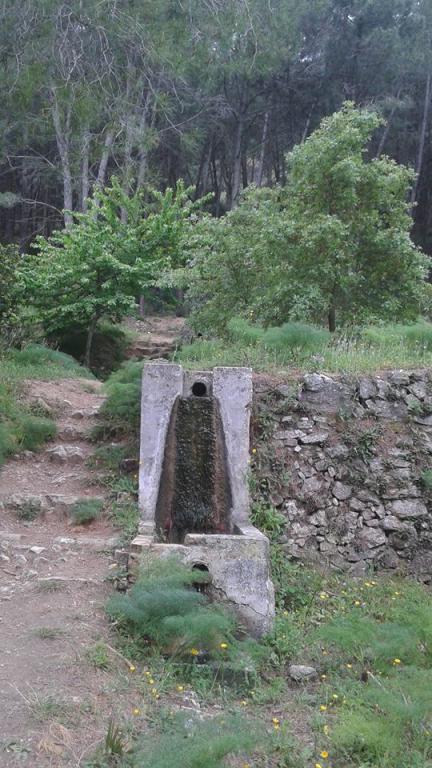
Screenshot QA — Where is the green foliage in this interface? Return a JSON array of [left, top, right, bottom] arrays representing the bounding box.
[[70, 498, 104, 525], [23, 180, 200, 364], [250, 502, 286, 542], [263, 323, 331, 353], [0, 379, 56, 466], [177, 323, 432, 374], [6, 344, 88, 378], [227, 317, 265, 345], [187, 104, 428, 333], [106, 556, 235, 657], [97, 361, 143, 440], [52, 321, 132, 378], [109, 501, 139, 544], [85, 642, 111, 670], [128, 713, 260, 768], [421, 469, 432, 489], [0, 244, 22, 336], [15, 498, 41, 521], [364, 321, 432, 351]]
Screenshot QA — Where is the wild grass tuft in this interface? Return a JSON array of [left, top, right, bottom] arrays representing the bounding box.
[[96, 360, 143, 440], [130, 713, 260, 768], [177, 320, 432, 373], [70, 498, 104, 525]]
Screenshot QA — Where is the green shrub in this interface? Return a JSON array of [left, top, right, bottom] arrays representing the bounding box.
[[18, 415, 56, 451], [85, 642, 111, 670], [106, 556, 235, 656], [97, 360, 143, 439], [262, 322, 330, 353], [227, 317, 265, 345], [71, 498, 104, 525], [52, 321, 132, 378], [363, 321, 432, 351], [129, 713, 260, 768], [7, 343, 86, 373], [421, 469, 432, 489], [0, 380, 56, 465]]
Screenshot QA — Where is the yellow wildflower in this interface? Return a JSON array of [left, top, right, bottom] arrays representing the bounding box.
[[354, 600, 361, 606], [319, 593, 328, 600], [129, 665, 136, 672], [176, 685, 184, 692], [320, 674, 327, 680], [272, 717, 280, 725], [346, 663, 352, 669], [132, 707, 141, 716], [220, 642, 228, 650], [190, 648, 199, 656], [393, 658, 402, 665], [320, 705, 327, 712], [241, 700, 248, 707], [320, 750, 329, 759], [252, 448, 257, 454], [315, 764, 323, 768], [332, 694, 338, 700], [323, 725, 329, 736]]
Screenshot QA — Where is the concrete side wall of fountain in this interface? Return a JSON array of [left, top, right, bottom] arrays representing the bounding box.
[[132, 362, 275, 637]]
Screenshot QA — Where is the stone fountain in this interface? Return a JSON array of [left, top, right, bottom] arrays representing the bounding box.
[[130, 363, 275, 637]]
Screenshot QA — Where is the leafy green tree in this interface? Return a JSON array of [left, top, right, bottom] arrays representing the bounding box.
[[24, 180, 197, 367], [0, 244, 22, 339], [188, 104, 429, 332]]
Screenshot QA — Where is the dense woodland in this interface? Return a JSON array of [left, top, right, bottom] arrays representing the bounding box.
[[1, 0, 432, 253]]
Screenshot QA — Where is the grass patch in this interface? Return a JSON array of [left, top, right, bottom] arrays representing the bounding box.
[[2, 343, 89, 380], [109, 500, 139, 543], [70, 498, 104, 525], [0, 379, 57, 466], [176, 320, 432, 374], [14, 498, 42, 521], [95, 360, 142, 440], [85, 642, 111, 670]]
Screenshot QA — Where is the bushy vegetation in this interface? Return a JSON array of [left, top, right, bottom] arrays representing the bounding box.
[[23, 181, 202, 367], [3, 343, 88, 380], [185, 105, 427, 335], [70, 498, 104, 525], [96, 360, 143, 440], [178, 319, 432, 373], [106, 557, 236, 659], [52, 321, 133, 378], [0, 379, 56, 465]]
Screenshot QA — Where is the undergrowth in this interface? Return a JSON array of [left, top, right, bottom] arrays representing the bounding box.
[[176, 319, 432, 373], [0, 379, 56, 465]]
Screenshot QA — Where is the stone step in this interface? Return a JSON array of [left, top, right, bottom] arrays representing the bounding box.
[[0, 530, 118, 551], [57, 424, 90, 442], [45, 444, 88, 464], [0, 493, 105, 518]]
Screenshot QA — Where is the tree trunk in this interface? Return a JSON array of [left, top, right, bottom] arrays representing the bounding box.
[[375, 89, 401, 159], [256, 111, 269, 186], [328, 305, 336, 333], [51, 92, 73, 229], [95, 128, 115, 191], [411, 70, 432, 206], [84, 313, 98, 370], [231, 117, 244, 209], [139, 294, 146, 318], [81, 128, 91, 213], [136, 93, 154, 191]]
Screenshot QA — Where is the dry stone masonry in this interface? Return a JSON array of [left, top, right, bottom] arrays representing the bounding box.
[[255, 370, 432, 581]]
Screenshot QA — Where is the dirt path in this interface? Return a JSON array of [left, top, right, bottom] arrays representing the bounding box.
[[123, 315, 186, 360], [0, 378, 132, 767]]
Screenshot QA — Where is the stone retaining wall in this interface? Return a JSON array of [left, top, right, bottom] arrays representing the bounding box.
[[253, 370, 432, 580]]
